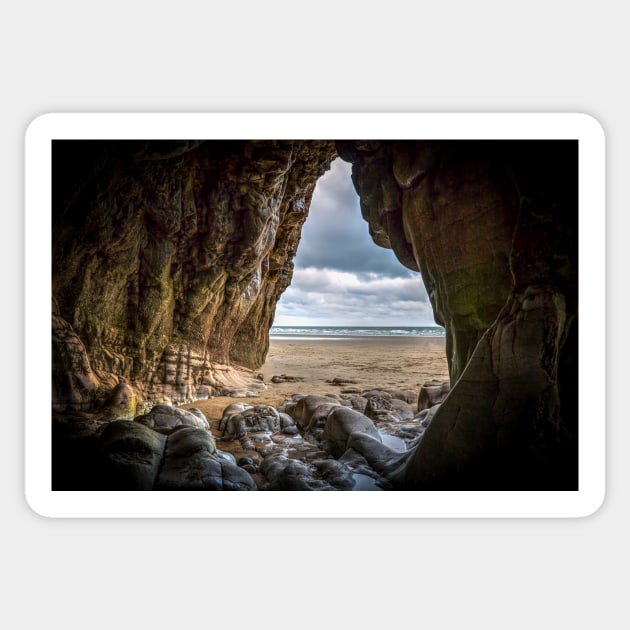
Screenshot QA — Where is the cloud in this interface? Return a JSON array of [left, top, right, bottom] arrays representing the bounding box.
[[274, 158, 437, 326], [275, 267, 435, 326], [293, 158, 411, 279]]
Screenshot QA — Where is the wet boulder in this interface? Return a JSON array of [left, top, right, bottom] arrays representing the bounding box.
[[220, 405, 292, 439], [259, 454, 321, 490], [259, 454, 353, 491], [278, 412, 299, 434], [380, 388, 418, 405], [323, 407, 382, 458], [155, 427, 256, 490], [345, 431, 408, 477], [291, 395, 342, 429], [364, 395, 394, 421], [222, 402, 253, 416], [312, 459, 355, 490], [390, 399, 415, 420], [348, 396, 368, 414], [135, 404, 210, 434], [362, 389, 392, 401]]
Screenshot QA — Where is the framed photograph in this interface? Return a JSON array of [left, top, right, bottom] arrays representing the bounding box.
[[25, 112, 605, 517]]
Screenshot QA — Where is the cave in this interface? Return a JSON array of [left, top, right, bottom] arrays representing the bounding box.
[[50, 139, 578, 491]]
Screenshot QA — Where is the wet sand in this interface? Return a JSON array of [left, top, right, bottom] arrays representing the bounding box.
[[261, 335, 449, 396]]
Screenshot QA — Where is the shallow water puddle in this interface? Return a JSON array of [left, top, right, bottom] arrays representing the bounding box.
[[379, 432, 406, 452], [352, 473, 383, 491]]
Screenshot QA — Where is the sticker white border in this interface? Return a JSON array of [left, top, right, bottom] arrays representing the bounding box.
[[25, 113, 605, 518]]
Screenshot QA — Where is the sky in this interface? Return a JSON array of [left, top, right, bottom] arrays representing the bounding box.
[[273, 157, 438, 327]]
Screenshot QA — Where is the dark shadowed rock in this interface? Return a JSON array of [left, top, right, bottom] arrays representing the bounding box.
[[259, 453, 354, 491], [155, 427, 255, 490], [99, 421, 167, 490], [259, 455, 321, 490], [340, 139, 578, 489]]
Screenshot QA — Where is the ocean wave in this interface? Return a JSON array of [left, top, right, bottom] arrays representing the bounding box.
[[269, 326, 445, 337]]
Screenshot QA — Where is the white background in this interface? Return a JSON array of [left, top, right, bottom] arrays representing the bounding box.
[[4, 2, 626, 629]]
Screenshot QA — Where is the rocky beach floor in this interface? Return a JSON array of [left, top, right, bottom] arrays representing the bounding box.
[[52, 336, 450, 491], [180, 336, 450, 490]]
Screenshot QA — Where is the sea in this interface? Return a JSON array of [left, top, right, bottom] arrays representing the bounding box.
[[269, 325, 445, 340]]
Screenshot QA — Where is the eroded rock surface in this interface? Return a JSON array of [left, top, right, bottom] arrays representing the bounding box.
[[52, 140, 336, 409]]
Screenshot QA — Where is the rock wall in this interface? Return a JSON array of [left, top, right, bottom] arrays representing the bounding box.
[[337, 140, 578, 489], [52, 140, 336, 409]]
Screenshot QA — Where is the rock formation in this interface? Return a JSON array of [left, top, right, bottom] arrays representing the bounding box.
[[51, 139, 578, 490], [337, 140, 578, 489], [52, 140, 336, 409]]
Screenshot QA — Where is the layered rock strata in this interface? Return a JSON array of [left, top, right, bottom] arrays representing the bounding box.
[[52, 140, 336, 410]]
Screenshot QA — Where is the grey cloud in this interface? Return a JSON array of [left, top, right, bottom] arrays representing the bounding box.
[[294, 158, 410, 279], [275, 157, 436, 325]]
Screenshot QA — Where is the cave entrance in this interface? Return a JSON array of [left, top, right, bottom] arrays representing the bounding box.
[[263, 157, 449, 396]]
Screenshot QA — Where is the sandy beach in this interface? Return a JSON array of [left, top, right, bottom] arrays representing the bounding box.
[[185, 335, 449, 431], [261, 335, 448, 395]]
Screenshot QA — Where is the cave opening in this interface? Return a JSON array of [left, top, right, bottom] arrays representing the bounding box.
[[274, 157, 438, 329], [49, 138, 579, 492], [264, 155, 449, 401]]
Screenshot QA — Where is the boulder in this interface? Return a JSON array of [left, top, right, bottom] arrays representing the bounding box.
[[418, 380, 451, 411], [102, 382, 138, 421], [135, 404, 210, 434], [323, 407, 382, 458], [98, 420, 167, 490], [291, 395, 342, 429], [155, 427, 255, 491], [219, 405, 292, 439]]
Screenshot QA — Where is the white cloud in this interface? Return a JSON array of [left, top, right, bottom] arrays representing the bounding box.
[[274, 267, 435, 326]]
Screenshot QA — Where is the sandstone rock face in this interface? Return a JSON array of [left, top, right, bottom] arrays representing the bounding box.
[[53, 140, 336, 408], [338, 140, 578, 489]]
